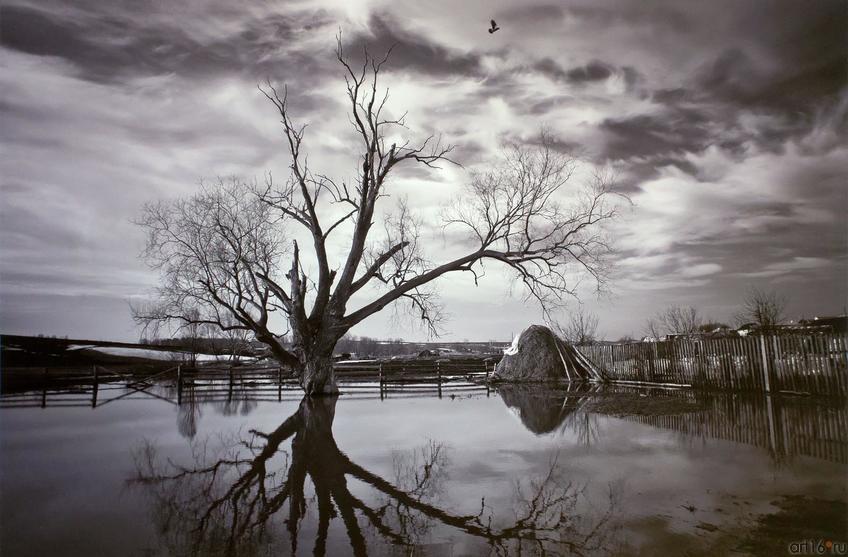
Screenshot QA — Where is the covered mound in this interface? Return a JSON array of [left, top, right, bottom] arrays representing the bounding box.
[[491, 324, 604, 382]]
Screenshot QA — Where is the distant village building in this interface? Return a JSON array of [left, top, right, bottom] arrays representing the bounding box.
[[417, 347, 458, 358], [792, 315, 847, 335], [736, 323, 759, 337], [707, 325, 735, 338]]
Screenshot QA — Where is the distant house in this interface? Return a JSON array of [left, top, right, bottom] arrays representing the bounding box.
[[706, 325, 735, 338], [797, 316, 848, 335], [736, 323, 759, 337], [640, 335, 670, 343], [735, 316, 847, 337], [417, 348, 457, 358]]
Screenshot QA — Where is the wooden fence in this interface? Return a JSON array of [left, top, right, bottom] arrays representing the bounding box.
[[335, 357, 498, 394], [577, 334, 848, 396], [0, 357, 501, 408]]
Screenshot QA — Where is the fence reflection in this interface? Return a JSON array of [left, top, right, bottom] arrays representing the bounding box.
[[610, 392, 848, 464]]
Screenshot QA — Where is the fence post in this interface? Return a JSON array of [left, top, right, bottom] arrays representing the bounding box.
[[379, 362, 384, 399], [437, 360, 442, 398], [651, 342, 658, 382], [177, 365, 183, 405], [278, 366, 283, 402], [228, 366, 234, 402], [765, 389, 779, 457], [41, 367, 49, 408], [91, 365, 99, 408], [759, 336, 771, 393]]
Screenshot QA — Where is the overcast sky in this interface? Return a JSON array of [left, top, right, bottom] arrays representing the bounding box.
[[1, 0, 846, 342]]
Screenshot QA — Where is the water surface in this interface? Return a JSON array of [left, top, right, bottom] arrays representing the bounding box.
[[1, 383, 846, 555]]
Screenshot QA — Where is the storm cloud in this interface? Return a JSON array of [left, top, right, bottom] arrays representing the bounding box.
[[1, 0, 845, 341]]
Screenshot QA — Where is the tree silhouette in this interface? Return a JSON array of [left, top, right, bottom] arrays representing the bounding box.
[[736, 286, 787, 333]]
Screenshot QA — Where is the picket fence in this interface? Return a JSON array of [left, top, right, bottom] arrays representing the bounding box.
[[577, 334, 848, 396]]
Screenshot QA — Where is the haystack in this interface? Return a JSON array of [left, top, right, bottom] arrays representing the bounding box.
[[491, 324, 604, 382]]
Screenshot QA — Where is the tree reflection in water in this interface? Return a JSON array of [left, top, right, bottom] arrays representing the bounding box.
[[176, 386, 259, 440], [131, 396, 619, 556]]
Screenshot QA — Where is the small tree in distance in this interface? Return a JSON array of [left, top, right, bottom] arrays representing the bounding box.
[[556, 306, 599, 345], [644, 305, 703, 339], [736, 286, 786, 333], [134, 38, 623, 395]]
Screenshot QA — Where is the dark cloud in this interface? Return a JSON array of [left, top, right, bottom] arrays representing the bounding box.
[[531, 58, 640, 90], [647, 46, 846, 154], [345, 15, 483, 78], [523, 134, 584, 156], [600, 107, 713, 161], [563, 3, 692, 32], [496, 4, 565, 25], [695, 48, 846, 117], [1, 5, 206, 82], [448, 140, 487, 166], [652, 88, 689, 104], [525, 95, 574, 115], [532, 58, 568, 81], [0, 4, 334, 84], [566, 61, 613, 83]]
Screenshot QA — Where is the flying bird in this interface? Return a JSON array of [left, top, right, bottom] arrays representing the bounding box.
[[488, 19, 500, 34]]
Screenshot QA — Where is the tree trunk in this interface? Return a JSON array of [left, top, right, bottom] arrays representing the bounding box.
[[300, 355, 339, 396]]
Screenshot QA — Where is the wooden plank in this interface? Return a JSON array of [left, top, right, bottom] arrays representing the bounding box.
[[818, 335, 833, 395], [772, 336, 784, 392], [748, 336, 761, 391]]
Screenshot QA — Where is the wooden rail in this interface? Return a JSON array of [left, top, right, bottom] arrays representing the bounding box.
[[577, 334, 848, 397], [0, 357, 501, 407]]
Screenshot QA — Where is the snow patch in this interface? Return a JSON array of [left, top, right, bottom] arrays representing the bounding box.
[[69, 345, 226, 362], [503, 332, 521, 356]]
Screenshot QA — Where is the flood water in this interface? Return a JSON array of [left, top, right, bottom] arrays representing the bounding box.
[[1, 382, 846, 556]]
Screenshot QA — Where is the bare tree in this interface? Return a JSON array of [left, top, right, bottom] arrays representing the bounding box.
[[134, 38, 622, 395], [644, 305, 702, 339], [661, 305, 702, 337], [643, 316, 663, 341], [737, 286, 786, 333], [220, 315, 253, 363], [182, 307, 212, 366], [555, 306, 599, 345]]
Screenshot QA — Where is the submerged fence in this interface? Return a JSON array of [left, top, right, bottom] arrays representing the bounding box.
[[577, 334, 848, 396], [0, 356, 501, 408]]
